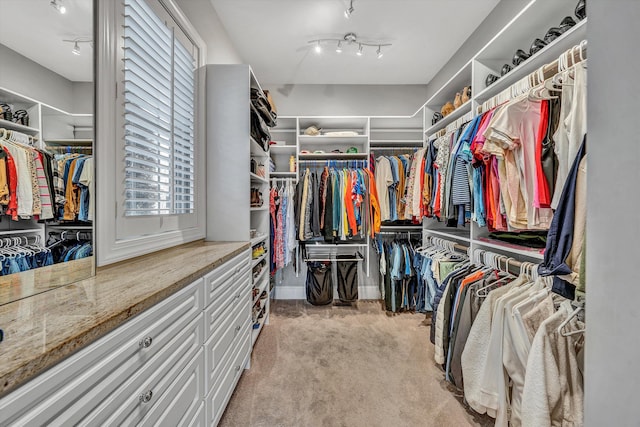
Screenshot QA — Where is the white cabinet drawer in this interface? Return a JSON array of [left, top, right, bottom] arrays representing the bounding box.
[[204, 293, 251, 392], [203, 250, 251, 307], [186, 401, 205, 427], [204, 272, 250, 338], [206, 330, 251, 427], [139, 349, 204, 427], [0, 280, 204, 426], [77, 315, 203, 426]]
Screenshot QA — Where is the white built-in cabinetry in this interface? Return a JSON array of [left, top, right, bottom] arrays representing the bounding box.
[[421, 0, 587, 262], [205, 65, 271, 346], [0, 249, 251, 427]]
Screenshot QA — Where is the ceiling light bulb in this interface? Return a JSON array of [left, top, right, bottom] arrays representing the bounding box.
[[377, 46, 383, 59], [314, 41, 322, 54], [72, 42, 81, 55], [59, 4, 66, 14], [356, 44, 363, 56], [336, 41, 343, 53]]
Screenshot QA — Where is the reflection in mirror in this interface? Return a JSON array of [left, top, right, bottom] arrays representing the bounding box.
[[0, 0, 94, 305]]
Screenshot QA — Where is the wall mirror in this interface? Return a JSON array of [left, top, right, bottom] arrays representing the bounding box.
[[0, 0, 95, 305]]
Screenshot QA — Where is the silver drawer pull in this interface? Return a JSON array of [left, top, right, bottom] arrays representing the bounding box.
[[235, 325, 241, 333], [139, 336, 153, 348], [234, 267, 241, 275], [235, 294, 241, 300], [235, 365, 241, 372], [139, 390, 153, 404]]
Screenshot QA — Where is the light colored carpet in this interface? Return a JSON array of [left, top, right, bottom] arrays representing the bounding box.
[[219, 300, 493, 427]]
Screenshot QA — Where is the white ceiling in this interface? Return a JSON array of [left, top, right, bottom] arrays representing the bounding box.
[[0, 0, 93, 82], [210, 0, 500, 85]]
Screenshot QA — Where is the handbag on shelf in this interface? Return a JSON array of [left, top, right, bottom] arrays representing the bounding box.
[[461, 86, 471, 104]]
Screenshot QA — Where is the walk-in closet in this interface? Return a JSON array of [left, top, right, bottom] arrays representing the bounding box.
[[0, 0, 636, 426]]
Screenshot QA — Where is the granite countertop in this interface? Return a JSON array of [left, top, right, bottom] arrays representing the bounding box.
[[0, 240, 250, 397]]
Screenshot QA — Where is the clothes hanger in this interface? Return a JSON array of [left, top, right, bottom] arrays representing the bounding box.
[[557, 306, 586, 337]]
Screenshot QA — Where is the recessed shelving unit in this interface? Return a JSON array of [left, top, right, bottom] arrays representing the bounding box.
[[418, 0, 585, 261]]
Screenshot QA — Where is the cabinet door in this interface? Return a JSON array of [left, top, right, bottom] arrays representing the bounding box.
[[205, 328, 251, 427], [0, 280, 204, 426], [186, 401, 206, 427], [203, 250, 251, 307]]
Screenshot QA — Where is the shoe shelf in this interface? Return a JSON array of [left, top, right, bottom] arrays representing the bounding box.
[[251, 252, 267, 267], [252, 272, 270, 305], [252, 298, 269, 346], [250, 206, 268, 212], [250, 234, 268, 246], [424, 100, 472, 136]]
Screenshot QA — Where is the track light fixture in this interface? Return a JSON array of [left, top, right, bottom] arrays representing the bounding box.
[[50, 0, 66, 14], [307, 33, 391, 58], [344, 0, 354, 19], [63, 38, 93, 56]]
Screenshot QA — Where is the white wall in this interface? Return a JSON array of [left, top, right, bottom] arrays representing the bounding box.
[[0, 44, 78, 112], [424, 0, 530, 102], [264, 84, 428, 117], [174, 0, 242, 64], [585, 0, 640, 424], [72, 82, 94, 114]]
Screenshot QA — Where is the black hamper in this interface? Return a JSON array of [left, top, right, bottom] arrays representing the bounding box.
[[305, 261, 333, 306]]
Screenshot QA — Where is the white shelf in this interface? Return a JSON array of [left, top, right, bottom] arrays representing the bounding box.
[[251, 234, 268, 246], [270, 129, 296, 133], [0, 119, 39, 135], [269, 145, 296, 150], [46, 225, 93, 230], [45, 139, 93, 146], [369, 139, 423, 145], [423, 228, 471, 243], [474, 19, 587, 103], [250, 172, 268, 184], [270, 171, 297, 177], [298, 134, 368, 141], [250, 136, 268, 155], [474, 237, 544, 260], [251, 252, 268, 267], [424, 100, 472, 136], [250, 206, 268, 211], [298, 153, 367, 160], [0, 228, 42, 236]]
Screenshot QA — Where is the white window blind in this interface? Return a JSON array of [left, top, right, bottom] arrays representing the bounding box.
[[123, 0, 196, 216]]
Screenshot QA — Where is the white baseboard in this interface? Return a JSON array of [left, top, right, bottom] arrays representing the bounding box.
[[273, 285, 381, 300]]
